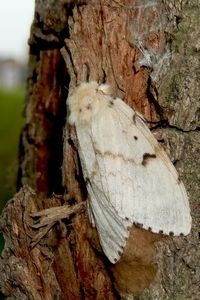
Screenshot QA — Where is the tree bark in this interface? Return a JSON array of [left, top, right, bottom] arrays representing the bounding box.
[[0, 0, 200, 299]]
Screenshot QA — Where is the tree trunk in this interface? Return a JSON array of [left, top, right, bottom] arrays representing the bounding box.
[[0, 0, 199, 299]]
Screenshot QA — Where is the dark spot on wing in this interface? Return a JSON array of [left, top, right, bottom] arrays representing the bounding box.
[[142, 153, 157, 166], [179, 232, 184, 237], [148, 227, 152, 232], [134, 136, 138, 140], [109, 100, 114, 107], [169, 231, 174, 236], [86, 104, 92, 110], [135, 222, 143, 228], [132, 114, 136, 124], [114, 258, 118, 263], [159, 230, 164, 234], [118, 250, 122, 256]]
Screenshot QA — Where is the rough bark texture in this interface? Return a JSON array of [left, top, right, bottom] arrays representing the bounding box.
[[0, 0, 200, 299]]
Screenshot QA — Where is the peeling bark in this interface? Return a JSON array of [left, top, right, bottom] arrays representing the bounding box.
[[0, 0, 200, 299]]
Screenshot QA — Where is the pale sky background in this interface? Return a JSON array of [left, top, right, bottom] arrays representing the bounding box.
[[0, 0, 35, 62]]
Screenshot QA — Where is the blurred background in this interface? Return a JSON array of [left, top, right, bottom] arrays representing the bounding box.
[[0, 0, 34, 213]]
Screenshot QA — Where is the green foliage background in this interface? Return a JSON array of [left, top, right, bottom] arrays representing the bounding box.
[[0, 87, 25, 213]]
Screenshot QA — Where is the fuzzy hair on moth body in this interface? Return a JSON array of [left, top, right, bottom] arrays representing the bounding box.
[[67, 81, 191, 264]]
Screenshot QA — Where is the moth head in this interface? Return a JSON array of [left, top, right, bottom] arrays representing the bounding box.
[[68, 81, 111, 126]]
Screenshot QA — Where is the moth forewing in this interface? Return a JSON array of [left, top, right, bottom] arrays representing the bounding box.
[[67, 81, 192, 263]]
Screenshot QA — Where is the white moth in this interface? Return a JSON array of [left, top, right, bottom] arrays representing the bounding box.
[[67, 81, 191, 264]]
